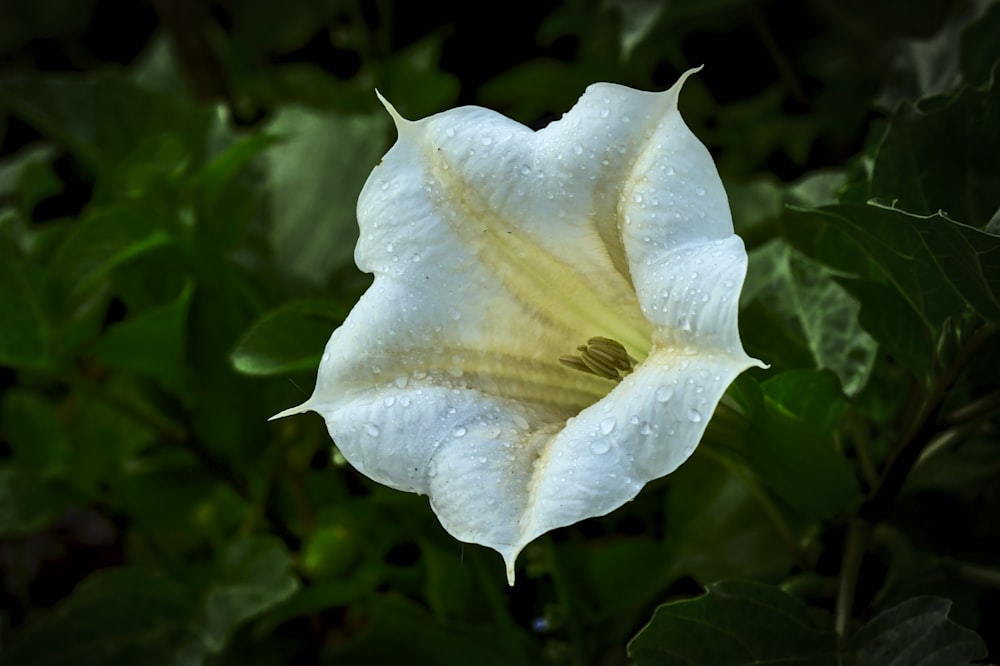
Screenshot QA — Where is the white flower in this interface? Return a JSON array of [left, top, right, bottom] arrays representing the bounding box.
[[274, 69, 763, 584]]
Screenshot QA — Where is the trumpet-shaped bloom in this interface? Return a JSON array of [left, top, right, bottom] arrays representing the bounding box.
[[274, 69, 763, 584]]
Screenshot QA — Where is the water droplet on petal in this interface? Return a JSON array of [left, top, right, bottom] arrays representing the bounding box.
[[412, 370, 427, 380], [394, 375, 408, 389], [445, 128, 456, 138], [513, 414, 530, 430], [383, 395, 396, 407], [687, 408, 703, 423], [600, 108, 610, 118], [590, 438, 611, 455], [633, 193, 643, 203], [655, 386, 673, 403], [724, 279, 735, 288], [678, 315, 692, 331], [451, 425, 467, 438], [482, 135, 493, 145], [573, 143, 583, 155], [600, 417, 616, 435], [412, 254, 422, 263], [364, 423, 381, 437], [695, 187, 706, 196]]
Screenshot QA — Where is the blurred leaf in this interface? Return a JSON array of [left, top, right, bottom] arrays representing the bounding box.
[[960, 1, 1000, 88], [845, 596, 988, 665], [606, 0, 665, 60], [743, 239, 877, 395], [263, 107, 388, 286], [793, 204, 1000, 325], [90, 281, 194, 394], [0, 70, 211, 178], [0, 144, 62, 217], [201, 536, 300, 653], [0, 389, 69, 471], [327, 595, 544, 666], [0, 243, 50, 368], [52, 205, 173, 296], [2, 568, 198, 666], [628, 580, 838, 665], [231, 298, 346, 376], [0, 466, 74, 537], [871, 76, 999, 228], [667, 453, 799, 582], [747, 377, 862, 519]]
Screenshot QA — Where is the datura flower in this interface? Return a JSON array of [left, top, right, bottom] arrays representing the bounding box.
[[274, 68, 763, 584]]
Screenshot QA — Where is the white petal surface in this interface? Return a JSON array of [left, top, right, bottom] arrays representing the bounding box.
[[277, 69, 763, 584]]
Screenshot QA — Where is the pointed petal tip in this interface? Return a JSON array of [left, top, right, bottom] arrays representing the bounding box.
[[375, 89, 412, 132], [268, 401, 313, 422]]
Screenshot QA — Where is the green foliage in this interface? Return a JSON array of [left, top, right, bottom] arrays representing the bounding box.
[[1, 0, 998, 664]]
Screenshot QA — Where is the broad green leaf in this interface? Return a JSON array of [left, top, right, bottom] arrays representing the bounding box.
[[666, 454, 799, 582], [871, 77, 999, 228], [52, 205, 173, 296], [746, 379, 862, 519], [0, 389, 69, 471], [629, 583, 987, 666], [845, 596, 988, 665], [263, 107, 389, 287], [0, 70, 211, 178], [628, 580, 838, 666], [794, 204, 1000, 324], [743, 239, 877, 395], [0, 466, 74, 536], [0, 246, 50, 368], [1, 568, 199, 666], [837, 277, 934, 373], [0, 144, 62, 217], [761, 369, 847, 436], [230, 298, 346, 376], [200, 536, 299, 652], [90, 282, 194, 394]]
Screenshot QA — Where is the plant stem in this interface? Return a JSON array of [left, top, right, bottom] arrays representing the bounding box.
[[835, 518, 870, 638]]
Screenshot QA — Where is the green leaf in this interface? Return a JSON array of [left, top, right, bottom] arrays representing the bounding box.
[[90, 282, 194, 394], [230, 298, 346, 376], [845, 596, 988, 665], [794, 204, 1000, 324], [743, 239, 877, 395], [960, 2, 1000, 88], [666, 453, 799, 582], [607, 0, 665, 60], [0, 70, 211, 177], [761, 369, 847, 436], [200, 536, 300, 653], [263, 107, 389, 286], [2, 568, 199, 666], [0, 466, 74, 537], [746, 376, 862, 519], [0, 144, 62, 216], [871, 77, 999, 228], [0, 245, 50, 369], [52, 205, 174, 297], [628, 580, 838, 666], [0, 389, 69, 471], [629, 583, 987, 666]]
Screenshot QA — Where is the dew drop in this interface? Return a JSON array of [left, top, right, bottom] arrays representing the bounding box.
[[621, 114, 631, 123], [665, 165, 675, 176], [394, 375, 409, 389], [412, 253, 422, 263], [600, 417, 616, 435], [451, 425, 467, 438], [724, 279, 735, 288], [412, 370, 427, 379], [383, 395, 396, 407], [600, 108, 610, 118], [687, 409, 703, 423], [590, 438, 612, 455], [363, 423, 381, 437], [573, 143, 583, 155], [683, 444, 695, 456], [633, 193, 643, 203], [385, 242, 393, 253], [478, 456, 488, 464], [519, 165, 531, 175], [678, 315, 692, 331], [513, 414, 530, 430], [380, 181, 389, 191], [321, 352, 330, 363], [445, 128, 456, 138], [450, 310, 462, 321], [639, 422, 653, 435], [655, 386, 673, 403], [695, 187, 706, 196], [400, 396, 412, 407], [481, 135, 493, 146]]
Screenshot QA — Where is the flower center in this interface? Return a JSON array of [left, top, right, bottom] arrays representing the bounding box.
[[558, 336, 638, 382]]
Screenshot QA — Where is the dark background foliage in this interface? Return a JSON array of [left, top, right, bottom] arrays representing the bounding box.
[[1, 0, 998, 663]]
